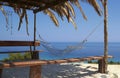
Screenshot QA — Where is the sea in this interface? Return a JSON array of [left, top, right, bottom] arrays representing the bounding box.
[[0, 42, 120, 62]]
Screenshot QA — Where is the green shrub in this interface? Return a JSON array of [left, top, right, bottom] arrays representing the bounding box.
[[2, 52, 31, 62]]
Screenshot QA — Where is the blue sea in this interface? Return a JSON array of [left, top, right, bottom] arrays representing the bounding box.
[[0, 42, 120, 62]]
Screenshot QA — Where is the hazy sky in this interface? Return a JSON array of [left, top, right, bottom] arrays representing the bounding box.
[[0, 0, 120, 42]]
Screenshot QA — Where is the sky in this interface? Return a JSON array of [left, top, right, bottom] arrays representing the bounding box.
[[0, 0, 120, 42]]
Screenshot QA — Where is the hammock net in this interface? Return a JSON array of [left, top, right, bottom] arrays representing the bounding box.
[[39, 35, 87, 56]]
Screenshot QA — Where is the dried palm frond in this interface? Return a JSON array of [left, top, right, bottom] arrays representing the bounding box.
[[24, 10, 29, 35], [100, 0, 104, 7], [49, 2, 77, 29], [66, 6, 71, 22], [18, 9, 25, 30], [59, 5, 70, 22], [0, 5, 8, 29], [13, 7, 22, 17], [17, 9, 29, 35], [69, 17, 77, 29], [51, 7, 64, 21], [43, 9, 59, 26], [70, 0, 87, 20], [83, 0, 103, 16], [64, 2, 75, 18], [50, 2, 74, 22]]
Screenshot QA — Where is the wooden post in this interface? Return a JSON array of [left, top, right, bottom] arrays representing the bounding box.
[[104, 0, 108, 73], [29, 12, 41, 78], [98, 59, 105, 73], [32, 13, 39, 59], [0, 69, 3, 78], [29, 66, 41, 78], [30, 46, 32, 58]]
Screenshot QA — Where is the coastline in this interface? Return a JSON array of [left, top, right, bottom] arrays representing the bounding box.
[[2, 62, 120, 78]]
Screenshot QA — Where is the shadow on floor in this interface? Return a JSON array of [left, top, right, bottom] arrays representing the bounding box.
[[2, 63, 98, 78]]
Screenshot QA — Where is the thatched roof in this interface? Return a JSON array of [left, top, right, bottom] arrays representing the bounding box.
[[0, 0, 103, 34], [0, 0, 70, 13]]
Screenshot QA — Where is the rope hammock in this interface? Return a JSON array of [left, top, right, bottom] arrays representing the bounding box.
[[38, 20, 103, 56], [39, 37, 86, 56]]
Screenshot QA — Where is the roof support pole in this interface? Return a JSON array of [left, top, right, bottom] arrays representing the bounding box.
[[31, 13, 39, 59], [29, 12, 41, 78], [103, 0, 108, 73], [34, 13, 36, 50]]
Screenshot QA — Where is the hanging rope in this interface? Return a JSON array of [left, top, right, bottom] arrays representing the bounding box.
[[5, 10, 13, 34], [10, 11, 13, 35], [84, 20, 103, 40]]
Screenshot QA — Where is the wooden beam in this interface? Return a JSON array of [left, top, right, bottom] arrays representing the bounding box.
[[0, 41, 40, 46], [0, 56, 113, 69], [0, 50, 43, 54]]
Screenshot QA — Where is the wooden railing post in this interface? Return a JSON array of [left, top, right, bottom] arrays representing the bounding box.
[[29, 12, 41, 78], [98, 58, 105, 73], [0, 69, 3, 78], [30, 66, 41, 78]]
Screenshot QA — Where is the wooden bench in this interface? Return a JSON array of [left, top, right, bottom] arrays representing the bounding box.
[[0, 40, 41, 56], [0, 40, 40, 78], [0, 50, 43, 54]]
